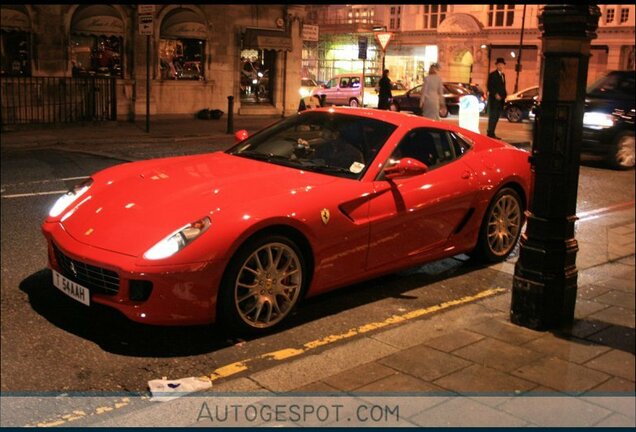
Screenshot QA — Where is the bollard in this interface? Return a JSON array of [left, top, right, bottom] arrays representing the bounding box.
[[226, 96, 234, 134]]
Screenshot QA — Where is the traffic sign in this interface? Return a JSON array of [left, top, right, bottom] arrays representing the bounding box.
[[376, 32, 393, 51], [139, 15, 153, 35]]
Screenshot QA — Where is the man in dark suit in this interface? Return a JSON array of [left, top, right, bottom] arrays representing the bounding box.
[[486, 57, 508, 139], [378, 69, 392, 110]]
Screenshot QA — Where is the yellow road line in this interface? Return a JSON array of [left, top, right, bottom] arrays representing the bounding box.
[[28, 288, 505, 426], [211, 287, 506, 381]]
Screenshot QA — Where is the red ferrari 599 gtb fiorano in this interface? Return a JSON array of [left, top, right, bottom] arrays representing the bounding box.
[[42, 108, 532, 335]]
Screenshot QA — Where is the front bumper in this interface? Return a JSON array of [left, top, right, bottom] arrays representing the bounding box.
[[582, 126, 613, 155], [42, 222, 225, 326]]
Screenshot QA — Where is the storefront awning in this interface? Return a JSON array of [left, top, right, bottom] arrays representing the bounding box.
[[243, 28, 292, 52], [161, 8, 207, 39], [71, 5, 124, 37], [1, 6, 30, 32]]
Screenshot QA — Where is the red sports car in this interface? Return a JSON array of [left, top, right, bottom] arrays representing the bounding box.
[[42, 108, 532, 335]]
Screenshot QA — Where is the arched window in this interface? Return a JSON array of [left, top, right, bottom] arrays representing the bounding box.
[[0, 5, 32, 77], [70, 5, 124, 78], [160, 8, 207, 80]]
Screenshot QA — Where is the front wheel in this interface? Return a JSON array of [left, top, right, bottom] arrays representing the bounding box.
[[389, 101, 400, 112], [217, 235, 307, 335], [349, 98, 359, 107], [608, 131, 635, 170], [472, 188, 524, 263], [506, 106, 523, 123]]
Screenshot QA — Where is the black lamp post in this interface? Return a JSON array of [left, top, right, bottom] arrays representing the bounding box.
[[511, 5, 601, 330]]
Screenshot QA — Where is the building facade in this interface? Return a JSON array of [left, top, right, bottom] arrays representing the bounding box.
[[1, 4, 308, 125], [304, 4, 635, 94]]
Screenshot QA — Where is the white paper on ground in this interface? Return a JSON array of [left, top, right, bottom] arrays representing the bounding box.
[[148, 376, 212, 402]]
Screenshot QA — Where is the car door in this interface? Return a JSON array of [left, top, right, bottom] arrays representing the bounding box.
[[321, 78, 339, 105], [366, 128, 477, 270], [403, 85, 423, 113]]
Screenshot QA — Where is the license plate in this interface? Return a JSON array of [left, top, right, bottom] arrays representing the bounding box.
[[52, 270, 90, 306]]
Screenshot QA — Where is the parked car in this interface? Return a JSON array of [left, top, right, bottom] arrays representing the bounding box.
[[504, 85, 539, 123], [42, 108, 531, 335], [299, 78, 320, 99], [311, 73, 381, 107], [389, 82, 478, 117], [446, 82, 487, 113], [582, 70, 635, 169]]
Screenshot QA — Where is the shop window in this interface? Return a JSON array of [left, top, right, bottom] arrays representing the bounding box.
[[1, 31, 31, 76], [159, 38, 205, 80], [70, 35, 122, 78], [240, 49, 275, 104], [488, 5, 515, 28]]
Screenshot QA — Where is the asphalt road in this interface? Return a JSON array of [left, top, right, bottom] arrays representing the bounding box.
[[1, 140, 634, 396]]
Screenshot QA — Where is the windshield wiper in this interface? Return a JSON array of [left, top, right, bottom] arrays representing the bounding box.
[[235, 150, 291, 163], [297, 160, 355, 175]]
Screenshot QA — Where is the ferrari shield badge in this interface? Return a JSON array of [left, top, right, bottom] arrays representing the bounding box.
[[320, 208, 330, 225]]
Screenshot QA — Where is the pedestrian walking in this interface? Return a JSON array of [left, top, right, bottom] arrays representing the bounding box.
[[419, 63, 446, 120], [377, 69, 392, 110], [486, 57, 508, 139]]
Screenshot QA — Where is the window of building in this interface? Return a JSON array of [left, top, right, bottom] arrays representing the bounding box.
[[423, 5, 448, 29], [620, 8, 629, 24], [488, 5, 515, 27], [606, 8, 615, 24], [0, 6, 32, 77], [160, 8, 207, 80], [1, 31, 31, 76], [70, 5, 125, 78], [70, 35, 122, 77], [389, 4, 402, 30]]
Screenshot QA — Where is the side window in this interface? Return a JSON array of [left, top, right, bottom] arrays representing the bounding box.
[[350, 77, 361, 88], [410, 85, 423, 97], [339, 77, 350, 88], [389, 128, 460, 170]]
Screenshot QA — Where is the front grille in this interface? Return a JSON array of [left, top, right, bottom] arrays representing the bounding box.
[[52, 243, 120, 296]]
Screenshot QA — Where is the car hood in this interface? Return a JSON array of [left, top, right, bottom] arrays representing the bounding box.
[[58, 152, 339, 257], [585, 96, 634, 114]]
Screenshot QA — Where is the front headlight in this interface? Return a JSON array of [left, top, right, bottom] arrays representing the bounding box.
[[143, 216, 211, 260], [299, 87, 311, 98], [583, 112, 615, 129], [49, 179, 93, 217]]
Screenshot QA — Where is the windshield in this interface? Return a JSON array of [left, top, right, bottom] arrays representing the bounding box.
[[301, 78, 317, 87], [226, 112, 397, 179], [587, 72, 635, 98]]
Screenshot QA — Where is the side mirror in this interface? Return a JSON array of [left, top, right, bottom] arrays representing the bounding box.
[[384, 157, 428, 180], [234, 129, 249, 143]]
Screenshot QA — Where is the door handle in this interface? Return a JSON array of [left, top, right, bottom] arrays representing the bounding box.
[[461, 170, 472, 179]]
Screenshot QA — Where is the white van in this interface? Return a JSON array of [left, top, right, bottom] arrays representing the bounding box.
[[311, 73, 381, 107]]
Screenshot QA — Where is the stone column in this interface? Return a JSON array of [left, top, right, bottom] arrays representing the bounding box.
[[510, 5, 601, 330]]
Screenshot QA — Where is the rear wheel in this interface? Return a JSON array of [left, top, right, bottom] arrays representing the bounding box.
[[506, 106, 523, 123], [608, 131, 635, 170], [218, 234, 306, 335], [349, 98, 359, 107], [472, 188, 524, 263], [389, 101, 400, 112]]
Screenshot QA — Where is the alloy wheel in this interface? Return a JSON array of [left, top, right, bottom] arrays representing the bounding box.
[[506, 106, 523, 123], [615, 134, 635, 169], [234, 242, 302, 329], [486, 194, 522, 257]]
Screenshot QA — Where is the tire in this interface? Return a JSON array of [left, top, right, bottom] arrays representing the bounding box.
[[472, 188, 524, 263], [349, 98, 359, 107], [439, 107, 449, 118], [506, 106, 523, 123], [217, 234, 307, 335], [389, 101, 400, 112], [608, 131, 635, 170]]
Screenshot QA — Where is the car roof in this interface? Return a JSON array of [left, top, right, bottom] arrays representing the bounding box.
[[299, 106, 441, 127]]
